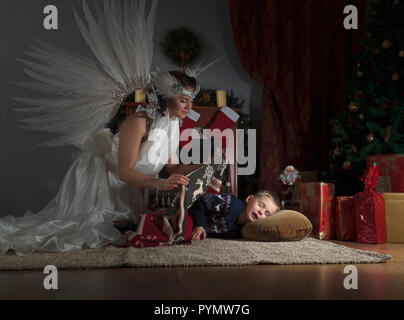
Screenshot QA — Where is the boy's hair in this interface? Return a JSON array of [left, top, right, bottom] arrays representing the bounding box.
[[253, 190, 281, 213]]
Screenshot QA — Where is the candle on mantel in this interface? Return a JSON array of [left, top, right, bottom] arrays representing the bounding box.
[[216, 90, 227, 108], [135, 89, 147, 103]]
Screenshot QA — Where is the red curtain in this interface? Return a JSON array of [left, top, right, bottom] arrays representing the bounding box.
[[229, 0, 365, 196]]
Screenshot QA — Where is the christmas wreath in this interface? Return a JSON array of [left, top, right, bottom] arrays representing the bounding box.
[[161, 27, 201, 68]]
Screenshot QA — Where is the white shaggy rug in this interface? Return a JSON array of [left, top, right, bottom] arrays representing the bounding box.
[[0, 238, 391, 271]]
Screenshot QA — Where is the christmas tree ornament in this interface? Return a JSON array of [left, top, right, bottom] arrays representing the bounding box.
[[342, 161, 352, 171], [333, 147, 342, 157], [399, 50, 404, 58], [372, 48, 381, 54], [367, 133, 376, 143], [280, 166, 301, 186], [393, 0, 400, 5], [357, 71, 363, 77], [392, 73, 400, 81], [348, 101, 359, 112], [352, 145, 358, 153], [358, 113, 365, 120], [382, 40, 393, 49]]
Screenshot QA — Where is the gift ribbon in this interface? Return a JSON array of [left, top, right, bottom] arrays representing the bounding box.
[[364, 165, 380, 191]]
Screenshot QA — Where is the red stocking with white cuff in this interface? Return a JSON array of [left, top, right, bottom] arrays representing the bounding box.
[[209, 106, 240, 152]]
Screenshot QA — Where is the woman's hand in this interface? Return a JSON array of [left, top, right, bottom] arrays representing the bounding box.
[[190, 226, 207, 241], [161, 174, 190, 191]]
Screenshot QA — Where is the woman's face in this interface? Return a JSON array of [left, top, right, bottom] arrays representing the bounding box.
[[167, 88, 194, 120]]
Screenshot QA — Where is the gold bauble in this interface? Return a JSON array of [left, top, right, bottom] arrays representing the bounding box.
[[392, 73, 400, 81], [333, 148, 342, 157], [358, 113, 365, 120], [348, 101, 359, 112], [382, 40, 393, 49], [343, 161, 352, 171], [399, 50, 404, 58], [357, 71, 363, 77]]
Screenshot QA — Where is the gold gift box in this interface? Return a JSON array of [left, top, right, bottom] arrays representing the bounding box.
[[384, 193, 404, 243]]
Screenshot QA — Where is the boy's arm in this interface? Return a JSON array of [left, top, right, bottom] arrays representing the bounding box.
[[190, 196, 208, 229]]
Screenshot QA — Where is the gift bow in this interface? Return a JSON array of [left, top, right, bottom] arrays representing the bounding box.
[[364, 165, 380, 191]]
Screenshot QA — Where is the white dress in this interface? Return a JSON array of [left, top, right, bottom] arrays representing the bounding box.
[[0, 109, 180, 256]]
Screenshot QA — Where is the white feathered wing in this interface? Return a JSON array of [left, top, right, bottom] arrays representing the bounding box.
[[13, 0, 158, 148]]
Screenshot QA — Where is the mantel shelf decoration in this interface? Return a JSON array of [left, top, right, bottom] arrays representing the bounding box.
[[161, 27, 201, 70]]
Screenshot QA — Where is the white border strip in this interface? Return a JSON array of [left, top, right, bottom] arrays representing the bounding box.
[[220, 106, 240, 123]]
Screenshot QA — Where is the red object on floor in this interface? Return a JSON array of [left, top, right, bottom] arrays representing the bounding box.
[[335, 197, 356, 241], [354, 166, 387, 244], [299, 182, 335, 240], [123, 212, 195, 249]]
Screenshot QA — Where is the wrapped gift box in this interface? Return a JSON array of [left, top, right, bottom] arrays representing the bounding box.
[[335, 196, 356, 241], [299, 182, 335, 240], [354, 166, 387, 244], [366, 154, 404, 192], [384, 193, 404, 243], [291, 171, 319, 203]]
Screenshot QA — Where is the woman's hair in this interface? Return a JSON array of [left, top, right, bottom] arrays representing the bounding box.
[[158, 71, 197, 112]]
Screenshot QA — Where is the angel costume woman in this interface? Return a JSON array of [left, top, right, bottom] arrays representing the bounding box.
[[0, 0, 209, 256]]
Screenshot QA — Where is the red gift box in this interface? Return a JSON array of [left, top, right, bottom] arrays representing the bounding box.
[[354, 165, 387, 244], [335, 197, 356, 241], [366, 154, 404, 192], [299, 182, 335, 240]]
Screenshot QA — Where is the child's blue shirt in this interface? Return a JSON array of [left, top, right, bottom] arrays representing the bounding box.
[[191, 193, 246, 237]]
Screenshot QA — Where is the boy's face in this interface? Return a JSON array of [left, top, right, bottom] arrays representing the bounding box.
[[240, 195, 279, 224]]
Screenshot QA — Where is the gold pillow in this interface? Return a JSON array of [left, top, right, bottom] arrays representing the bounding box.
[[241, 210, 313, 242]]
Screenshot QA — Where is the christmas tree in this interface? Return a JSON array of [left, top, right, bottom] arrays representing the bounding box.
[[323, 0, 404, 196]]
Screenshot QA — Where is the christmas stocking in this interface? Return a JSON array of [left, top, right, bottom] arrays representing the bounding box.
[[209, 106, 240, 154], [180, 109, 201, 150]]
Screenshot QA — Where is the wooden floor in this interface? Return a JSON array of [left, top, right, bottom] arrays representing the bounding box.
[[0, 241, 403, 300]]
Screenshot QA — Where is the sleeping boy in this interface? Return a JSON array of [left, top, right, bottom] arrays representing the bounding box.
[[190, 190, 280, 240]]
